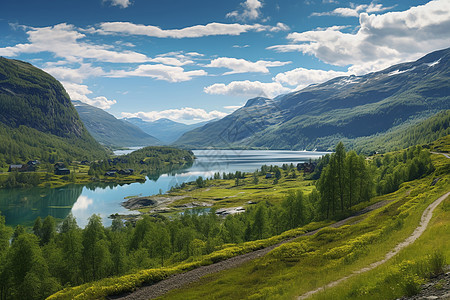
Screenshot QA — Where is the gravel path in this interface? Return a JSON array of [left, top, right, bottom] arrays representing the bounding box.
[[297, 191, 450, 300], [110, 200, 392, 300], [431, 152, 450, 159]]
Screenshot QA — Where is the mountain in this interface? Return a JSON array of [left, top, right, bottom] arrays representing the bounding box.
[[73, 101, 161, 147], [0, 57, 107, 165], [124, 117, 211, 144], [175, 48, 450, 151]]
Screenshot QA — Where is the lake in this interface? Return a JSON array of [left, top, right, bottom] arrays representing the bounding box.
[[0, 150, 327, 227]]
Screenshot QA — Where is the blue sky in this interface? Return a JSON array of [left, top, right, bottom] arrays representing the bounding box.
[[1, 0, 449, 123]]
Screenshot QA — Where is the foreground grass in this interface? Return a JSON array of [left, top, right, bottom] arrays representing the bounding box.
[[159, 165, 449, 299]]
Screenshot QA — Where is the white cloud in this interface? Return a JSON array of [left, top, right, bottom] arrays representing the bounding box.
[[206, 57, 290, 75], [226, 0, 263, 21], [62, 82, 116, 109], [95, 21, 289, 38], [106, 0, 131, 8], [72, 196, 93, 211], [108, 64, 207, 82], [269, 0, 450, 75], [0, 23, 150, 63], [274, 67, 351, 89], [204, 80, 291, 98], [312, 2, 394, 17], [44, 63, 105, 83], [121, 108, 228, 122], [224, 105, 243, 111]]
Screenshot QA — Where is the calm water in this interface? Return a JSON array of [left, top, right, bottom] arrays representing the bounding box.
[[0, 150, 327, 227]]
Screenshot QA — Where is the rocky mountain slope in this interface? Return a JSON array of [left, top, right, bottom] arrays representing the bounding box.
[[175, 48, 450, 151]]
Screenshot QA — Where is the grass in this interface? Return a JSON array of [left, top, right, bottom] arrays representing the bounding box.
[[46, 148, 450, 300], [137, 170, 315, 215], [158, 161, 449, 299]]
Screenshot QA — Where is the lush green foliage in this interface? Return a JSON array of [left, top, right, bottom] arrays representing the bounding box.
[[0, 124, 107, 168], [0, 57, 107, 167], [349, 110, 450, 154], [87, 146, 194, 177]]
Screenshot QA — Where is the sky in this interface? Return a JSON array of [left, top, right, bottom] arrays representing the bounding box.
[[1, 0, 449, 124]]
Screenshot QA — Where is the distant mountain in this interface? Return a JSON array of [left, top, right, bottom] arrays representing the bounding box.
[[73, 101, 161, 147], [124, 117, 211, 144], [175, 47, 450, 152], [0, 57, 107, 165]]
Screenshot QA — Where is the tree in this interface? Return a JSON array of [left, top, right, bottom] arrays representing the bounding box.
[[82, 215, 111, 281], [334, 142, 347, 212], [32, 217, 42, 240], [41, 216, 56, 245], [252, 204, 269, 240]]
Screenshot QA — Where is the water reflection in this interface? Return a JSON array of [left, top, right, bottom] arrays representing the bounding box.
[[0, 150, 328, 227]]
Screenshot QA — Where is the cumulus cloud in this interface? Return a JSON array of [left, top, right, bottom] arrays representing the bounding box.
[[62, 82, 116, 109], [312, 2, 394, 17], [44, 63, 105, 83], [269, 0, 450, 74], [0, 23, 149, 63], [121, 108, 228, 122], [95, 21, 289, 38], [204, 80, 291, 98], [226, 0, 263, 21], [106, 0, 131, 8], [108, 64, 207, 82], [206, 57, 290, 75], [274, 67, 351, 89], [147, 51, 203, 66]]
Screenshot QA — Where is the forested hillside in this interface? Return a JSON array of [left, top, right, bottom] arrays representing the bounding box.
[[0, 57, 107, 166]]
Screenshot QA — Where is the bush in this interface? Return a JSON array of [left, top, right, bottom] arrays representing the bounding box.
[[428, 250, 446, 276]]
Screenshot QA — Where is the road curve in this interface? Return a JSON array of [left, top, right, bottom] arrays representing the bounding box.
[[297, 191, 450, 300]]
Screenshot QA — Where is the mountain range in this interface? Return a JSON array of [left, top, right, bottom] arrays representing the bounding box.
[[124, 117, 211, 144], [175, 47, 450, 152], [73, 101, 161, 147]]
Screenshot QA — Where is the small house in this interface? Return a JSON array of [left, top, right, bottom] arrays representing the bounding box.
[[105, 170, 117, 177], [265, 173, 273, 179], [55, 168, 70, 175], [118, 169, 134, 175], [54, 162, 66, 170], [8, 164, 23, 172], [27, 160, 40, 166]]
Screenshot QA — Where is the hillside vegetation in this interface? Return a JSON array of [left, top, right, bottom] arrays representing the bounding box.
[[0, 57, 107, 166]]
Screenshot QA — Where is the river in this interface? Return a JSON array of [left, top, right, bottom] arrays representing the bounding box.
[[0, 150, 327, 227]]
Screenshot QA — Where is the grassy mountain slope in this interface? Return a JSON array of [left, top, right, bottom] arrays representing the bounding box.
[[0, 57, 107, 166], [340, 109, 450, 153], [73, 101, 161, 147], [125, 117, 210, 144], [175, 48, 450, 151]]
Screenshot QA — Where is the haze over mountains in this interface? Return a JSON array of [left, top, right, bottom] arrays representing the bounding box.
[[73, 101, 161, 147], [175, 47, 450, 151], [124, 117, 211, 144]]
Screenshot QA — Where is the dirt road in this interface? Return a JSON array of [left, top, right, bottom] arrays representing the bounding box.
[[297, 191, 450, 299], [111, 200, 391, 300]]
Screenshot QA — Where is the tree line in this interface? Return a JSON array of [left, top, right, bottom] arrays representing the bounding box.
[[0, 142, 435, 299]]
